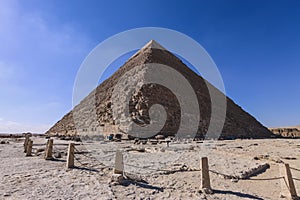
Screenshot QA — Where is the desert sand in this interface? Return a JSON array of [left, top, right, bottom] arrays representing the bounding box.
[[0, 136, 299, 200]]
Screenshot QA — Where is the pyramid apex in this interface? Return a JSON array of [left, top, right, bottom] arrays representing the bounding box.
[[128, 40, 167, 60], [143, 39, 166, 50]]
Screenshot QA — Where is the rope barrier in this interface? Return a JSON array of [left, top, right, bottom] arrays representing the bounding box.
[[65, 145, 199, 174], [208, 170, 286, 181], [125, 163, 172, 172], [72, 146, 115, 169], [73, 147, 88, 155], [290, 167, 300, 172], [74, 146, 91, 155], [208, 169, 236, 179], [73, 146, 80, 152], [73, 154, 88, 166], [32, 142, 47, 146], [247, 177, 284, 181], [124, 163, 200, 174], [73, 152, 114, 169], [53, 145, 68, 152], [25, 140, 300, 184], [74, 146, 114, 160], [73, 147, 96, 161]]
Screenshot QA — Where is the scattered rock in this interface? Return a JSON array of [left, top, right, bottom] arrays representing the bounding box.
[[281, 156, 297, 160], [279, 193, 286, 198], [155, 135, 165, 140], [164, 192, 171, 198], [201, 188, 214, 194], [54, 152, 62, 158], [65, 137, 71, 140], [231, 178, 239, 183], [124, 172, 147, 183], [3, 193, 11, 197], [273, 159, 284, 164], [239, 163, 270, 179], [249, 143, 258, 147], [111, 174, 124, 184], [36, 148, 45, 153], [127, 147, 146, 153], [74, 137, 81, 142], [235, 146, 243, 149], [151, 190, 158, 195], [253, 155, 269, 160], [149, 139, 158, 145]]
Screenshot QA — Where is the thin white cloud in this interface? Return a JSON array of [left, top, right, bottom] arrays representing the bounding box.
[[0, 0, 91, 133], [0, 0, 89, 59], [0, 119, 50, 133]]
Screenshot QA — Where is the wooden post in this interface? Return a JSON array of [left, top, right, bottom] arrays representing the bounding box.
[[66, 143, 75, 169], [24, 134, 30, 153], [44, 139, 53, 160], [200, 157, 213, 194], [280, 163, 298, 199], [25, 140, 33, 156], [114, 150, 124, 174]]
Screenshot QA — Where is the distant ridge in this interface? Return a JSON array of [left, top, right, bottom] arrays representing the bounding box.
[[269, 125, 300, 138]]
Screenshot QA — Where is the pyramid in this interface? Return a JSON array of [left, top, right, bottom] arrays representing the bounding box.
[[46, 40, 273, 139]]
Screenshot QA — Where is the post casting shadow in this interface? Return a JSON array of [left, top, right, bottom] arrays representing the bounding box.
[[213, 189, 264, 200], [122, 179, 163, 192]]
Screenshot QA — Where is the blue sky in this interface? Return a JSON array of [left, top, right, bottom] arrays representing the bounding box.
[[0, 0, 299, 133]]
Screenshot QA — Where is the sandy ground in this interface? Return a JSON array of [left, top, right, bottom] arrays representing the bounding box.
[[0, 137, 299, 200]]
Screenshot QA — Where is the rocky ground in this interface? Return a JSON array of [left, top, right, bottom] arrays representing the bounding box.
[[0, 137, 299, 200]]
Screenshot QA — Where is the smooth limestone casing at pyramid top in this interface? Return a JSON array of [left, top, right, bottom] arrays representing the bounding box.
[[46, 40, 273, 139]]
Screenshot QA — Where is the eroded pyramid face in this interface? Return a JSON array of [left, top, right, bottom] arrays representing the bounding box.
[[112, 63, 200, 139], [47, 40, 272, 140]]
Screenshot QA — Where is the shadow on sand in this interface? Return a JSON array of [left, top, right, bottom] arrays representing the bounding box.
[[213, 189, 264, 200], [122, 179, 163, 192], [72, 166, 99, 172]]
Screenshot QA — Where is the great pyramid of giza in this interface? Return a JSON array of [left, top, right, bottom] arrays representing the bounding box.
[[46, 40, 273, 139]]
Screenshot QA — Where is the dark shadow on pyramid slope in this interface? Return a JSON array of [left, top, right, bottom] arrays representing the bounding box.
[[46, 40, 274, 139]]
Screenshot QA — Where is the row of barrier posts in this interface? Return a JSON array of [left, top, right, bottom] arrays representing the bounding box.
[[23, 136, 74, 169], [112, 152, 298, 198], [23, 137, 299, 199], [42, 139, 75, 170], [112, 154, 212, 193]]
